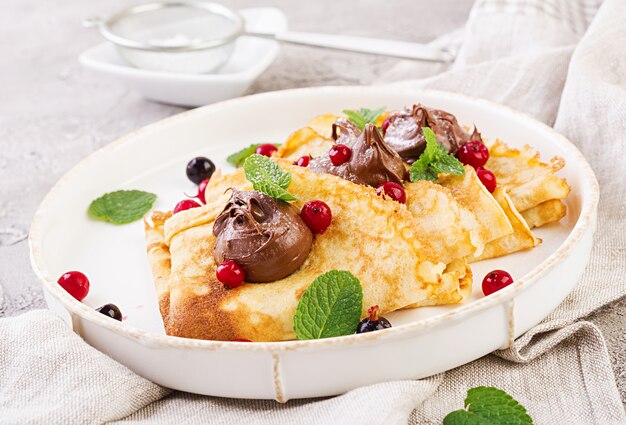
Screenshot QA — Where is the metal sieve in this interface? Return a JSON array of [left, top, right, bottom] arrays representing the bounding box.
[[86, 1, 455, 74]]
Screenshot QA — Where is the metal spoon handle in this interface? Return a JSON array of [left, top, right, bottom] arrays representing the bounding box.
[[247, 31, 454, 63]]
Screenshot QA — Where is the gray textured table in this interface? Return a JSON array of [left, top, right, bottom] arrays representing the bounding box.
[[1, 0, 624, 406]]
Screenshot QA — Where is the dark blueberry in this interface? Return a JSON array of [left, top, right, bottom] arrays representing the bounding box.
[[96, 303, 123, 321], [356, 305, 392, 334], [186, 157, 216, 184]]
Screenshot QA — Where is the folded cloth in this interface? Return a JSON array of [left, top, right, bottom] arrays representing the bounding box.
[[2, 0, 625, 424], [0, 311, 169, 424]]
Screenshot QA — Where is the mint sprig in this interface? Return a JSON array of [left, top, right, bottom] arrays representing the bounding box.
[[227, 143, 282, 167], [444, 387, 533, 425], [342, 107, 386, 131], [294, 270, 363, 340], [227, 144, 261, 167], [88, 190, 157, 224], [243, 154, 298, 201], [409, 127, 465, 181]]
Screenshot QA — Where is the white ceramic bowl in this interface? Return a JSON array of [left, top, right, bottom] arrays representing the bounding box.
[[29, 86, 598, 401], [79, 8, 286, 107]]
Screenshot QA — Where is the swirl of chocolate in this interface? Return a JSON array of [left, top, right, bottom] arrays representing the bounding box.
[[308, 119, 405, 187], [383, 104, 482, 164], [213, 190, 313, 283]]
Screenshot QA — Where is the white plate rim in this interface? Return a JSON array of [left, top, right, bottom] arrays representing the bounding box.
[[29, 85, 599, 352]]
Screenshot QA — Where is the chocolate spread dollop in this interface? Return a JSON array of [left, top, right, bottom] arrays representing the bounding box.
[[213, 190, 313, 283], [383, 104, 482, 163], [308, 119, 405, 187]]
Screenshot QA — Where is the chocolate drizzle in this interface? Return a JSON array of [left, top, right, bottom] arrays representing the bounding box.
[[213, 190, 313, 283], [308, 119, 405, 187], [383, 104, 482, 163]]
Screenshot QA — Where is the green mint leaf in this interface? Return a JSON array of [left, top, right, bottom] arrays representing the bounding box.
[[226, 143, 261, 167], [88, 190, 157, 225], [243, 154, 298, 202], [226, 143, 282, 167], [342, 110, 367, 130], [409, 127, 465, 182], [342, 106, 386, 131], [443, 387, 533, 425], [294, 270, 363, 340], [432, 152, 466, 176]]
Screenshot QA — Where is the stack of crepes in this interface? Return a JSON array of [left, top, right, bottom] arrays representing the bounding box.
[[145, 106, 569, 342]]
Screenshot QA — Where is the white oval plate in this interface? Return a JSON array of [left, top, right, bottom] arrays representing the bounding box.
[[30, 86, 598, 401]]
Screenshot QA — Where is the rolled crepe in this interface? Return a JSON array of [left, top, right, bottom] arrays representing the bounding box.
[[146, 163, 471, 341]]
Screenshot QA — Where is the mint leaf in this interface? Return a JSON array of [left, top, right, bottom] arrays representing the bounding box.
[[443, 387, 533, 425], [227, 143, 261, 167], [88, 190, 157, 224], [227, 143, 282, 167], [409, 127, 465, 182], [243, 154, 298, 201], [294, 270, 363, 340], [432, 152, 466, 175], [343, 107, 386, 131]]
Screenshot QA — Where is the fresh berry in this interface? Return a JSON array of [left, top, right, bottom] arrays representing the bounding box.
[[186, 178, 210, 204], [196, 179, 209, 204], [186, 157, 216, 184], [329, 144, 352, 166], [293, 155, 310, 167], [457, 141, 489, 168], [300, 200, 332, 234], [356, 305, 392, 333], [255, 143, 278, 157], [482, 270, 514, 296], [216, 260, 245, 288], [476, 168, 497, 193], [173, 199, 201, 214], [376, 182, 407, 204], [381, 117, 391, 135], [96, 303, 123, 321], [233, 338, 251, 342], [57, 271, 90, 301]]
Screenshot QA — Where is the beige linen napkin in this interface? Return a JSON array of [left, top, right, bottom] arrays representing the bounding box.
[[2, 0, 625, 424]]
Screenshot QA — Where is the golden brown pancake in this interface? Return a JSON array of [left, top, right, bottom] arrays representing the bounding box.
[[146, 162, 471, 341], [471, 187, 540, 262], [486, 140, 570, 216]]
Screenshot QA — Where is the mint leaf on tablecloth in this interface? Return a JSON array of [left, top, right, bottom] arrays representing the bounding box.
[[443, 386, 533, 425], [294, 270, 363, 340], [409, 127, 465, 181], [343, 107, 386, 131], [88, 190, 156, 225], [243, 154, 297, 201]]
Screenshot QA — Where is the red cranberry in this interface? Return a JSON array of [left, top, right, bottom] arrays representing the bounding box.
[[233, 338, 251, 342], [173, 199, 201, 214], [476, 168, 497, 193], [196, 179, 209, 204], [255, 143, 278, 157], [381, 117, 391, 135], [293, 155, 310, 167], [482, 270, 514, 296], [216, 260, 245, 288], [376, 182, 407, 204], [329, 144, 352, 166], [57, 271, 90, 301], [300, 200, 332, 234], [457, 141, 489, 168]]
